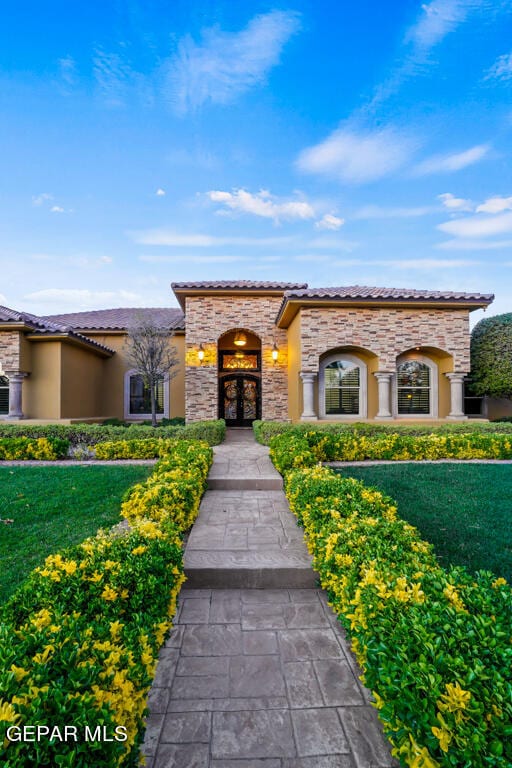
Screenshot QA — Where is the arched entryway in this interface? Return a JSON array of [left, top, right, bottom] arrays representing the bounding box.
[[218, 329, 261, 426]]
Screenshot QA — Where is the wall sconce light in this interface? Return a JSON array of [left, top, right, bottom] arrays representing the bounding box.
[[234, 331, 247, 347], [198, 344, 205, 363], [272, 342, 279, 363]]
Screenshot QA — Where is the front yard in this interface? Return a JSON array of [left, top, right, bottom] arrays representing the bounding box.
[[335, 463, 512, 581], [0, 465, 152, 602]]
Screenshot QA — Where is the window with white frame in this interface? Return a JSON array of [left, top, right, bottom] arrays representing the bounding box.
[[396, 357, 437, 417], [124, 371, 169, 419], [319, 353, 367, 418]]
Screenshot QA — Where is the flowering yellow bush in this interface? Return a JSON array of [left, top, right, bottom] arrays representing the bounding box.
[[283, 464, 512, 768], [0, 437, 69, 460], [0, 438, 213, 767], [270, 430, 512, 473]]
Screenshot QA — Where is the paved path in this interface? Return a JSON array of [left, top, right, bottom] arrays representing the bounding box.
[[142, 429, 398, 768]]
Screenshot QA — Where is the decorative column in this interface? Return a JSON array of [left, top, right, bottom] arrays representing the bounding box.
[[6, 372, 27, 419], [446, 373, 467, 419], [374, 372, 393, 419], [300, 372, 317, 420]]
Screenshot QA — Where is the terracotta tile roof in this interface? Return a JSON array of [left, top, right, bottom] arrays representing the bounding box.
[[276, 285, 494, 326], [172, 281, 308, 290], [283, 285, 495, 302], [43, 307, 185, 331], [0, 306, 115, 354]]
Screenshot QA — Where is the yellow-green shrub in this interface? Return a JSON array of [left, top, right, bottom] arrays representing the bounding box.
[[0, 439, 213, 767], [269, 431, 512, 473], [284, 465, 512, 768], [0, 437, 69, 461]]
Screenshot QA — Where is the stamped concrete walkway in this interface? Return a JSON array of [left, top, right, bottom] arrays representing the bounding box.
[[142, 430, 398, 768]]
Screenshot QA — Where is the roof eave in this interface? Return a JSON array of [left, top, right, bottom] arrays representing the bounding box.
[[25, 332, 115, 357], [172, 286, 298, 311], [276, 296, 495, 328]]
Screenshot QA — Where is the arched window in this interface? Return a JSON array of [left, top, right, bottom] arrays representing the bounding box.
[[319, 353, 367, 418], [395, 356, 437, 417], [124, 371, 169, 420], [0, 376, 8, 415]]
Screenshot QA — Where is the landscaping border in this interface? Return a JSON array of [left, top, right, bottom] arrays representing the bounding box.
[[0, 439, 212, 767], [270, 440, 512, 767]]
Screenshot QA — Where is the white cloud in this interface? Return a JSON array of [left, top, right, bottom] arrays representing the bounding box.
[[438, 211, 512, 238], [32, 193, 53, 207], [382, 258, 478, 269], [297, 125, 416, 184], [23, 289, 141, 309], [315, 214, 344, 231], [168, 10, 301, 113], [353, 204, 436, 219], [59, 56, 76, 87], [93, 48, 140, 107], [414, 144, 489, 175], [438, 192, 473, 211], [476, 196, 512, 214], [155, 188, 166, 197], [305, 237, 359, 252], [207, 188, 315, 223], [139, 254, 247, 264], [437, 238, 512, 250], [484, 51, 512, 81], [129, 229, 296, 247], [406, 0, 481, 52], [51, 206, 65, 213]]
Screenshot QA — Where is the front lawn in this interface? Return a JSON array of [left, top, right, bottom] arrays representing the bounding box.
[[0, 465, 152, 602], [335, 463, 512, 581]]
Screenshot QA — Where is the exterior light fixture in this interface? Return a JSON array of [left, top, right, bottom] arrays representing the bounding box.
[[198, 344, 205, 363], [272, 343, 279, 363], [233, 332, 247, 347]]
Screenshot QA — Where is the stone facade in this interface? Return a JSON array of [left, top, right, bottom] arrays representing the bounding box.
[[184, 296, 288, 422], [299, 307, 470, 372], [0, 331, 21, 373]]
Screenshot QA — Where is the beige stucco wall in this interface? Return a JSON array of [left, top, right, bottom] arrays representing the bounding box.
[[61, 344, 104, 419], [22, 342, 61, 419], [184, 295, 288, 422], [287, 313, 302, 422], [83, 332, 185, 420]]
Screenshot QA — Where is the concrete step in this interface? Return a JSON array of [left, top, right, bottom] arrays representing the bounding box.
[[207, 476, 283, 491], [184, 550, 317, 589]]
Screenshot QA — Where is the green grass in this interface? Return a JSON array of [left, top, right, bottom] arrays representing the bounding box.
[[0, 465, 152, 602], [335, 464, 512, 581]]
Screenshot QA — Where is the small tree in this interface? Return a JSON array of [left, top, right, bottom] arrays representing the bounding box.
[[125, 315, 179, 426], [470, 313, 512, 398]]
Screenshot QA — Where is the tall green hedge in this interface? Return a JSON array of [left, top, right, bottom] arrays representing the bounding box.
[[470, 313, 512, 398]]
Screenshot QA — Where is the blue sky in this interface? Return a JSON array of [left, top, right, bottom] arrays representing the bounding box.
[[2, 0, 512, 323]]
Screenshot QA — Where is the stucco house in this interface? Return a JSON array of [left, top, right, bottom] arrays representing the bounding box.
[[0, 280, 494, 425]]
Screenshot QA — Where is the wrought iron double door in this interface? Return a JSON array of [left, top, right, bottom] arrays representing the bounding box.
[[220, 375, 260, 426]]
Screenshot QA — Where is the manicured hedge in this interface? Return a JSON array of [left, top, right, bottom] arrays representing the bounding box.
[[0, 419, 225, 447], [252, 419, 512, 445], [284, 465, 512, 767], [0, 437, 69, 461], [269, 431, 512, 473], [0, 439, 212, 767]]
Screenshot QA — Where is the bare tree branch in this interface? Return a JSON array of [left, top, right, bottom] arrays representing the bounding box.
[[124, 314, 179, 426]]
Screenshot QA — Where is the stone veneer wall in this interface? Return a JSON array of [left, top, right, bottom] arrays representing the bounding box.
[[0, 331, 21, 372], [184, 295, 288, 422], [299, 307, 470, 371]]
